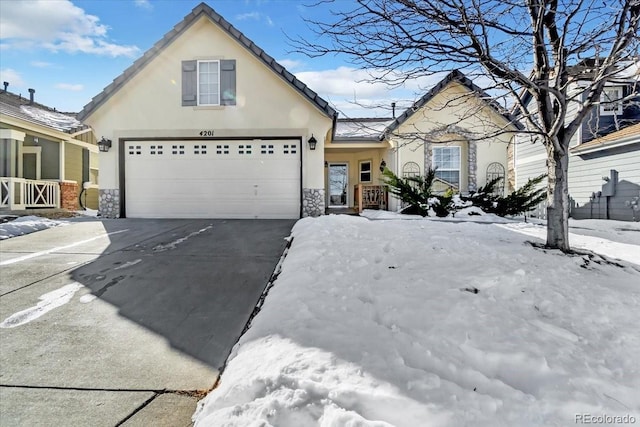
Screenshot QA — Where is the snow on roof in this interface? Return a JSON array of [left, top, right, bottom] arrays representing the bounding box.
[[19, 105, 83, 132], [333, 118, 394, 139], [0, 90, 86, 133]]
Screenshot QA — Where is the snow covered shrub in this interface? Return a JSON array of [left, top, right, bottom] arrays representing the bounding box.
[[382, 167, 451, 217], [383, 167, 546, 217], [463, 174, 546, 217]]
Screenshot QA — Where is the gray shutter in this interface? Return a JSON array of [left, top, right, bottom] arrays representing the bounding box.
[[220, 60, 236, 106], [182, 60, 197, 106]]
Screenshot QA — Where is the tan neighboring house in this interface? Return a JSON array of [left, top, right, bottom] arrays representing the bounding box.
[[77, 2, 335, 219], [328, 71, 519, 213], [1, 87, 99, 211]]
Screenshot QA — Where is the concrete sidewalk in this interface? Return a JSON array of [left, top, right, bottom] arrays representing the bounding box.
[[0, 218, 294, 426]]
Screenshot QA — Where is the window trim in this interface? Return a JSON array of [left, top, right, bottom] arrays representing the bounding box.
[[197, 60, 221, 106], [600, 86, 623, 116], [359, 160, 372, 183], [432, 146, 461, 186]]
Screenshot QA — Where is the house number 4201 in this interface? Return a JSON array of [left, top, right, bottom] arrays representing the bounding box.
[[199, 130, 215, 136]]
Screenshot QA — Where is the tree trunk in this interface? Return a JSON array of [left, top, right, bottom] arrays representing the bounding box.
[[545, 144, 570, 251]]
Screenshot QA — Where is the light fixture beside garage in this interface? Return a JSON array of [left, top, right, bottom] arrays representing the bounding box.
[[307, 134, 317, 150], [379, 159, 387, 172], [98, 137, 112, 152]]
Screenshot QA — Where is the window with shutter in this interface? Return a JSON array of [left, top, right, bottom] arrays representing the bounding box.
[[182, 59, 237, 107]]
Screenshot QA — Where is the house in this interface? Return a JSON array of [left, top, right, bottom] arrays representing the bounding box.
[[1, 85, 99, 211], [78, 3, 516, 219], [513, 60, 640, 221], [77, 2, 336, 219], [328, 71, 519, 213]]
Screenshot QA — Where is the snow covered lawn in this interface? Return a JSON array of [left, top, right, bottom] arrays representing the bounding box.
[[0, 215, 68, 240], [194, 215, 640, 426]]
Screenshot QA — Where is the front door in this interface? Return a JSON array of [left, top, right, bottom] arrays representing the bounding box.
[[328, 163, 348, 207]]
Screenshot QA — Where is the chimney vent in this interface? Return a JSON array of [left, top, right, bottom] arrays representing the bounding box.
[[2, 82, 7, 93], [28, 88, 35, 104], [391, 102, 396, 118]]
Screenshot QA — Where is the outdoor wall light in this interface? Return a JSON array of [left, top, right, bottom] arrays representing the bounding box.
[[308, 134, 317, 150], [380, 159, 387, 172], [98, 137, 112, 152]]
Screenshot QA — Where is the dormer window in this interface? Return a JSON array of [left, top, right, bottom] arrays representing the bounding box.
[[600, 87, 623, 116]]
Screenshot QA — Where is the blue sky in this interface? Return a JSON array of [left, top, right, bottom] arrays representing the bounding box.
[[0, 0, 435, 117]]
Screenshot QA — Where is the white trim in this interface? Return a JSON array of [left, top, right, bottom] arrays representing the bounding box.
[[22, 146, 42, 180], [359, 160, 372, 183], [327, 162, 349, 208], [570, 137, 640, 156], [599, 86, 623, 116], [197, 59, 221, 106], [0, 129, 26, 141], [59, 140, 65, 181], [432, 145, 461, 186]]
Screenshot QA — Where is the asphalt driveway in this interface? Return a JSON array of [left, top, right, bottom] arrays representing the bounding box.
[[0, 218, 295, 426]]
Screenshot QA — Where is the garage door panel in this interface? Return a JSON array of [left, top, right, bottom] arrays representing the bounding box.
[[124, 140, 300, 219]]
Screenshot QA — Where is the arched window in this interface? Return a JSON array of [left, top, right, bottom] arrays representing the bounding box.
[[486, 162, 505, 194], [402, 161, 421, 178]]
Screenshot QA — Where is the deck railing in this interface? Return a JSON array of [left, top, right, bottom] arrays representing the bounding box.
[[0, 177, 60, 210], [354, 184, 388, 213]]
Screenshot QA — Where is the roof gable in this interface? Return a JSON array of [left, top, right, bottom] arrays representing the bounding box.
[[382, 70, 520, 139], [78, 2, 336, 121]]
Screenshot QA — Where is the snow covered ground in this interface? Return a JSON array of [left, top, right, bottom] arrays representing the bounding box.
[[193, 214, 640, 427], [0, 215, 68, 240]]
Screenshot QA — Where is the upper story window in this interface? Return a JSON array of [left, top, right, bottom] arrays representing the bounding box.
[[432, 146, 460, 187], [197, 60, 220, 106], [600, 86, 623, 116], [182, 59, 236, 107]]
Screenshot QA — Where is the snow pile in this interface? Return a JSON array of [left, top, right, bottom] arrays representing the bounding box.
[[194, 215, 640, 426], [0, 215, 68, 240]]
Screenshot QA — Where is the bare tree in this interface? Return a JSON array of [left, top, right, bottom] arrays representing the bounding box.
[[296, 0, 640, 252]]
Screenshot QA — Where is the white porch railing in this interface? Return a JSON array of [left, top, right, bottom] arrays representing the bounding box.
[[0, 177, 60, 210]]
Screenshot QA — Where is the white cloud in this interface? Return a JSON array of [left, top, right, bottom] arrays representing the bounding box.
[[134, 0, 153, 10], [0, 0, 139, 57], [55, 83, 84, 91], [277, 59, 305, 71], [0, 68, 26, 87], [236, 12, 261, 21], [293, 67, 462, 118], [30, 61, 53, 68], [235, 11, 274, 26]]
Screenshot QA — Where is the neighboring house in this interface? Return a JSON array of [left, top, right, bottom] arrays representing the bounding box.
[[77, 2, 336, 219], [513, 61, 640, 221], [0, 86, 99, 211], [327, 71, 519, 213]]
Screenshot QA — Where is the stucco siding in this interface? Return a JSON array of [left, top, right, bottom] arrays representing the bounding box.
[[324, 149, 387, 208], [85, 15, 332, 191], [393, 82, 510, 194]]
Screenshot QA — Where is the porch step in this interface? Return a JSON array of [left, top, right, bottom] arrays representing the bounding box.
[[325, 207, 360, 216]]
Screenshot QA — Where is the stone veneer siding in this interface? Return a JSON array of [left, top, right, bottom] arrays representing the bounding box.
[[467, 141, 477, 192], [423, 142, 432, 175], [99, 189, 120, 218], [60, 181, 78, 211], [302, 188, 325, 217]]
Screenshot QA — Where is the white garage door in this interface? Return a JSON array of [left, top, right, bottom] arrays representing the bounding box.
[[124, 139, 300, 218]]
